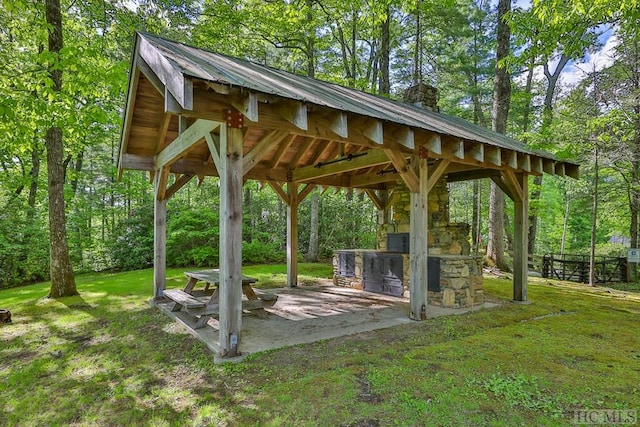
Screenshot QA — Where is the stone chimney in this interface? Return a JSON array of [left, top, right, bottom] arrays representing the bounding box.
[[403, 83, 439, 112]]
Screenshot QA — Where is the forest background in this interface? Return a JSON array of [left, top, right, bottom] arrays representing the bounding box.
[[0, 0, 638, 290]]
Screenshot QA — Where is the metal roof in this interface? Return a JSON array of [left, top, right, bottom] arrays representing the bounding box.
[[139, 32, 570, 164]]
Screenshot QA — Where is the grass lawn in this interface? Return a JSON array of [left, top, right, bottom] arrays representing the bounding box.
[[1, 264, 639, 426]]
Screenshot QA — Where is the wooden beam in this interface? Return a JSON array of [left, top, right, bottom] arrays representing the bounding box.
[[502, 150, 517, 169], [350, 171, 399, 188], [513, 173, 529, 302], [364, 189, 384, 210], [153, 174, 167, 301], [409, 156, 429, 320], [490, 175, 514, 200], [307, 140, 332, 166], [555, 162, 566, 176], [164, 87, 185, 115], [360, 118, 384, 145], [543, 159, 556, 175], [287, 182, 299, 287], [136, 54, 163, 95], [298, 183, 316, 202], [501, 169, 524, 202], [218, 125, 244, 358], [426, 159, 450, 193], [288, 137, 314, 169], [518, 153, 531, 172], [531, 156, 543, 175], [485, 145, 501, 166], [329, 111, 348, 138], [118, 50, 141, 180], [121, 153, 154, 171], [385, 149, 419, 192], [155, 119, 220, 170], [292, 149, 391, 182], [155, 112, 172, 155], [447, 137, 465, 159], [230, 92, 258, 122], [243, 130, 289, 174], [447, 169, 502, 183], [268, 182, 288, 202], [565, 163, 579, 179], [385, 124, 415, 149], [164, 174, 194, 199], [465, 141, 484, 163], [155, 166, 170, 201], [204, 131, 221, 170], [138, 35, 193, 110], [276, 99, 307, 130], [422, 132, 442, 155], [269, 134, 296, 169]]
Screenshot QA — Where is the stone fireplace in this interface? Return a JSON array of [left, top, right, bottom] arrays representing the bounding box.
[[333, 178, 484, 308]]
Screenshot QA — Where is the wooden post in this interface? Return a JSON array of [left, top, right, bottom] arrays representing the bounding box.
[[287, 182, 299, 287], [513, 173, 528, 301], [153, 195, 167, 300], [218, 125, 244, 357], [409, 157, 429, 320]]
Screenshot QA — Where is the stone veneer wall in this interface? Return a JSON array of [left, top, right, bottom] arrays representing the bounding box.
[[332, 251, 484, 308], [376, 180, 470, 256], [332, 177, 484, 308]]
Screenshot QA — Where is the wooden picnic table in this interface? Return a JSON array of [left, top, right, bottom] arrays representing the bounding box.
[[163, 269, 277, 329]]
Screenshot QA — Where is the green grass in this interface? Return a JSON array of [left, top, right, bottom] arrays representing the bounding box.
[[1, 266, 639, 426]]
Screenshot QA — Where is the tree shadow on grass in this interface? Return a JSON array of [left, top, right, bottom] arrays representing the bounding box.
[[0, 291, 241, 426]]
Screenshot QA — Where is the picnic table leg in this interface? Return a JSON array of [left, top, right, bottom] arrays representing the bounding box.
[[242, 284, 270, 319], [183, 277, 199, 294], [242, 283, 259, 300], [194, 315, 212, 329]]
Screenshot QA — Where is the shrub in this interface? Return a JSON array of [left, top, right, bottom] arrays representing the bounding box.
[[108, 205, 154, 271]]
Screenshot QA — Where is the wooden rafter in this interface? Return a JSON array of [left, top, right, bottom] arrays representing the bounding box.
[[243, 130, 289, 174]]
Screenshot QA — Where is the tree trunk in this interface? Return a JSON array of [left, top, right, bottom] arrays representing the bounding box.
[[305, 0, 315, 78], [589, 144, 599, 286], [561, 194, 570, 256], [528, 54, 570, 254], [378, 6, 390, 96], [306, 191, 319, 262], [487, 0, 511, 271], [27, 140, 41, 219], [487, 185, 507, 270], [45, 0, 77, 298], [472, 180, 480, 255]]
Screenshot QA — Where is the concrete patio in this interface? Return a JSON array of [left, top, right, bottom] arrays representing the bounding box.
[[155, 283, 499, 362]]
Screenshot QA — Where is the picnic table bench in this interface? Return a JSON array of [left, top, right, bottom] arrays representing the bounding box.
[[163, 269, 277, 329]]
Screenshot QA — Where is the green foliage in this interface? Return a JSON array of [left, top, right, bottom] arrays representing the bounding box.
[[108, 205, 155, 271], [0, 202, 50, 289], [167, 207, 220, 267], [242, 240, 285, 264]]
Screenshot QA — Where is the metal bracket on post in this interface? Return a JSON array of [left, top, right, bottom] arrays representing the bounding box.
[[226, 109, 243, 129], [286, 170, 293, 182], [419, 145, 429, 159]]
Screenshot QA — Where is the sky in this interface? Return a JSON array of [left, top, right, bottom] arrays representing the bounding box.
[[560, 28, 618, 87]]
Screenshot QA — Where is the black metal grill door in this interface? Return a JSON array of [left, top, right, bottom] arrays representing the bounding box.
[[363, 252, 404, 297]]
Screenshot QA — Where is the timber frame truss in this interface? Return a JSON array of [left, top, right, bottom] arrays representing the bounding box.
[[119, 33, 577, 358]]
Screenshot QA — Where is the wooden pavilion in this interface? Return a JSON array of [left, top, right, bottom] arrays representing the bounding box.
[[118, 32, 578, 358]]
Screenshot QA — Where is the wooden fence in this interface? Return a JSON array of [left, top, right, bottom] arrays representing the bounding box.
[[541, 254, 627, 283]]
